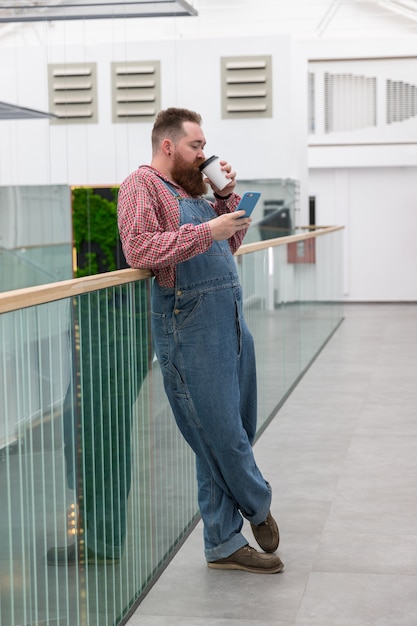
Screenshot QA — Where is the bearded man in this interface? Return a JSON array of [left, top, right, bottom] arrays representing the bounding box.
[[117, 107, 283, 574]]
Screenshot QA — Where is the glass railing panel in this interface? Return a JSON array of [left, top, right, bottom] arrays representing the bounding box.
[[0, 244, 73, 292], [0, 227, 344, 625], [0, 297, 74, 626], [0, 184, 73, 292], [17, 244, 73, 283], [295, 230, 344, 374], [238, 228, 344, 432], [65, 283, 152, 624], [0, 277, 198, 626]]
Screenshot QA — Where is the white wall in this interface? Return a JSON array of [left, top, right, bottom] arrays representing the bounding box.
[[309, 167, 417, 301], [305, 38, 417, 301], [0, 32, 309, 222]]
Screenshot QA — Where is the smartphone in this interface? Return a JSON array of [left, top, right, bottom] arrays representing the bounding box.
[[236, 191, 261, 217]]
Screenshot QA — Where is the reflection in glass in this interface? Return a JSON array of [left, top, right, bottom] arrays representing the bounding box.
[[0, 185, 73, 292]]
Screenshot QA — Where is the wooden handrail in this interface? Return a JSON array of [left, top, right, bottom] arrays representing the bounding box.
[[0, 269, 152, 314], [234, 225, 343, 256], [0, 226, 343, 314]]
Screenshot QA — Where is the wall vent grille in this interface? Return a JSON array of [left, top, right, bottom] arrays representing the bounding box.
[[324, 72, 377, 133], [48, 63, 97, 124], [387, 79, 417, 124], [308, 72, 315, 134], [112, 61, 160, 123], [221, 55, 272, 119]]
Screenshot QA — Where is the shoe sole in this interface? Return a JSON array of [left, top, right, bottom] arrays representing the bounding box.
[[207, 561, 284, 574]]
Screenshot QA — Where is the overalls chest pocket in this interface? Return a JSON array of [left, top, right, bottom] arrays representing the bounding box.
[[187, 201, 213, 225], [188, 201, 230, 257]]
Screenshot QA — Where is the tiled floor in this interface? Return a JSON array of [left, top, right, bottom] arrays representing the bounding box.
[[127, 303, 417, 626]]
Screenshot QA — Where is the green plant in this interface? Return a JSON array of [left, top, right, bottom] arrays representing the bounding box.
[[72, 187, 120, 277]]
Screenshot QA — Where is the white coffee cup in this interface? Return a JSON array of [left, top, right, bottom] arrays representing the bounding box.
[[199, 155, 230, 191]]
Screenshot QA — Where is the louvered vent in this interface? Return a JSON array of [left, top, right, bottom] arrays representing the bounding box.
[[308, 72, 315, 134], [112, 61, 160, 123], [48, 63, 97, 124], [221, 56, 272, 119], [325, 72, 376, 133], [387, 80, 417, 124]]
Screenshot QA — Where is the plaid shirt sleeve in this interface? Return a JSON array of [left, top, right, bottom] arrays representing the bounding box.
[[117, 165, 243, 288]]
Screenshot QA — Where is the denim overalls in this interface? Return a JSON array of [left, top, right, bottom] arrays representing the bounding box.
[[151, 182, 271, 561]]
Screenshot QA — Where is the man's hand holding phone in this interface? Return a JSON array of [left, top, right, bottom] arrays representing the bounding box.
[[209, 212, 251, 241], [234, 191, 261, 217], [209, 191, 260, 241]]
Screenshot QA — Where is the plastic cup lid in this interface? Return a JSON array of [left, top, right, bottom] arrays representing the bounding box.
[[199, 155, 218, 171]]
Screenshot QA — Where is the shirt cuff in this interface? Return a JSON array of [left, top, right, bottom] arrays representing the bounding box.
[[213, 192, 232, 200]]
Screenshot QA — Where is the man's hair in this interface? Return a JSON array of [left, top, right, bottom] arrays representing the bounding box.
[[151, 107, 202, 153]]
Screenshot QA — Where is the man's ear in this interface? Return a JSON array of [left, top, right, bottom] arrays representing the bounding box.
[[162, 139, 173, 157]]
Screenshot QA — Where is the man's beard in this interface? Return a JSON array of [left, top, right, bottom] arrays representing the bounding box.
[[171, 152, 208, 197]]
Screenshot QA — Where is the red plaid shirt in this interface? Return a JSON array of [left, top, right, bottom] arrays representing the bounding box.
[[117, 165, 244, 288]]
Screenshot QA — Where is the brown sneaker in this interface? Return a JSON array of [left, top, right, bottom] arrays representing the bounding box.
[[207, 545, 284, 574], [251, 511, 280, 553]]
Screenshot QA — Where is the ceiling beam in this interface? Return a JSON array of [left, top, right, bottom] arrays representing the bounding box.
[[379, 0, 417, 22], [0, 0, 198, 23]]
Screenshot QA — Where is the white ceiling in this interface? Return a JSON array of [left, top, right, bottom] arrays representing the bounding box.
[[1, 0, 417, 44], [189, 0, 417, 39], [0, 1, 415, 118]]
